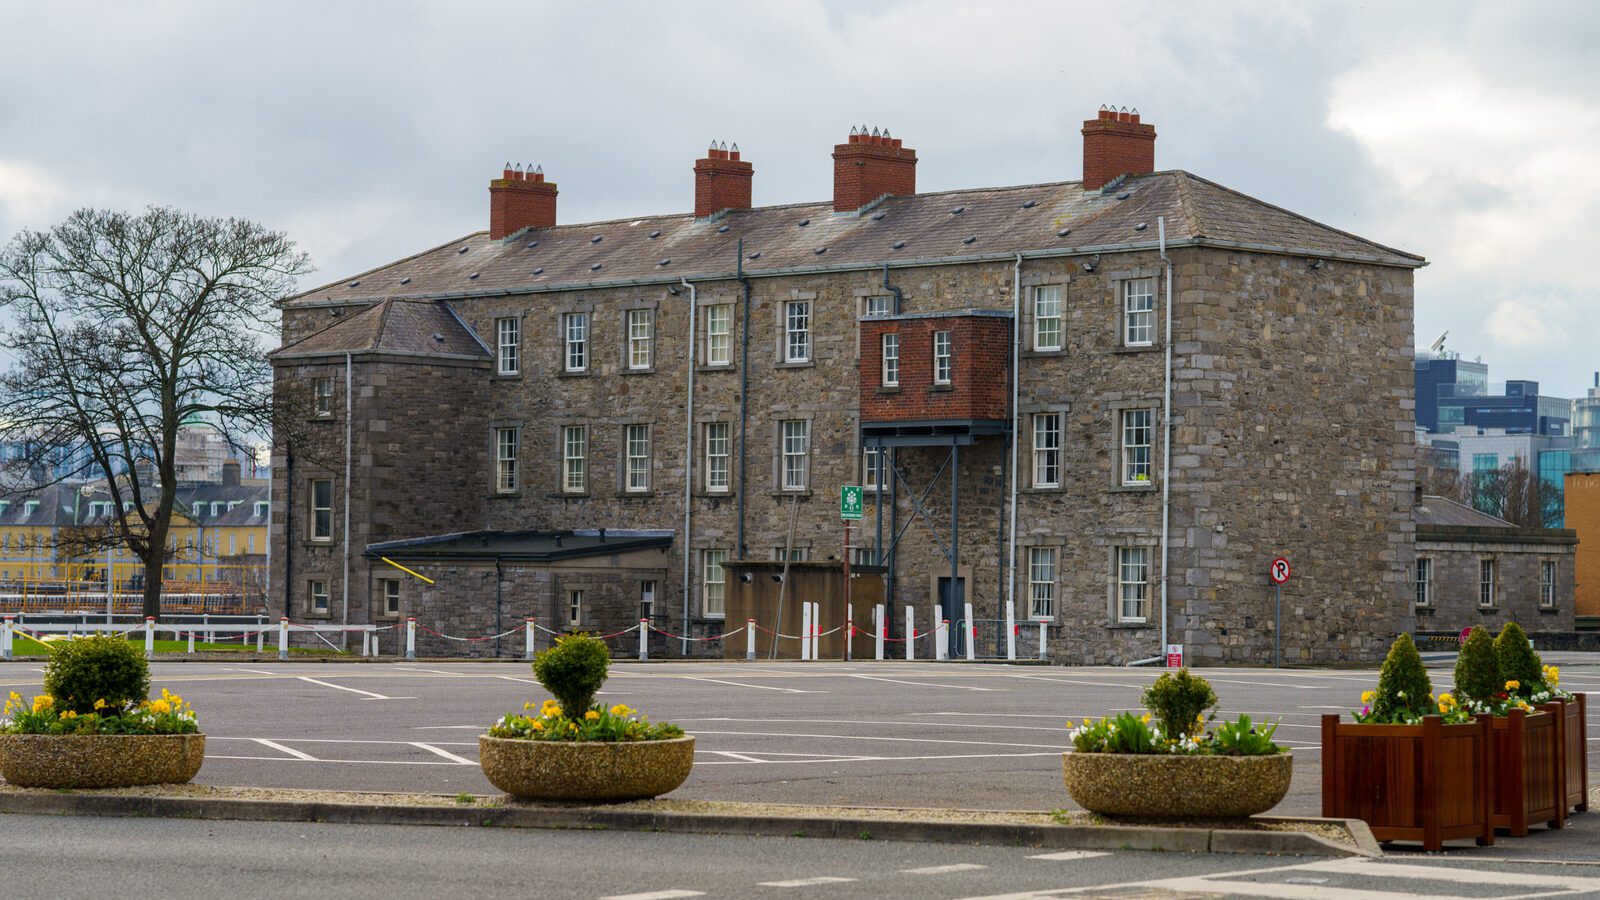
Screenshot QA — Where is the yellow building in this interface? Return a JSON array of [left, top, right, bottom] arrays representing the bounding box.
[[1568, 472, 1600, 622]]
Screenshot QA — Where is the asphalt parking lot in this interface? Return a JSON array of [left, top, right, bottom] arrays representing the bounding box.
[[3, 656, 1597, 855]]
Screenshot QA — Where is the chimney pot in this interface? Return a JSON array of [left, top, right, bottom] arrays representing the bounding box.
[[489, 163, 558, 238], [1081, 106, 1156, 191], [694, 141, 754, 218]]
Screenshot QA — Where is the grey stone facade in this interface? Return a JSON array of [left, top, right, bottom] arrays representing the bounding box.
[[1413, 497, 1577, 640], [271, 150, 1424, 664]]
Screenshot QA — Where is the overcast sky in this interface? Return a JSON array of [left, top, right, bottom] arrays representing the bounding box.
[[2, 1, 1596, 397]]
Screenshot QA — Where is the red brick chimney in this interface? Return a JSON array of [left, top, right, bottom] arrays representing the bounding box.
[[489, 164, 557, 239], [1081, 106, 1156, 191], [832, 127, 916, 214], [694, 142, 753, 219]]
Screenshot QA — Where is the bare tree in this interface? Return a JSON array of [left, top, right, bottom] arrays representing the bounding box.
[[0, 207, 310, 618]]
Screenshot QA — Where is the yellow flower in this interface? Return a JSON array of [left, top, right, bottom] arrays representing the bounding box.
[[61, 710, 78, 720], [585, 710, 600, 721], [530, 720, 545, 731], [32, 695, 53, 713], [93, 699, 107, 711], [1141, 713, 1152, 724], [567, 722, 577, 732], [1504, 680, 1520, 691], [148, 699, 172, 715], [609, 704, 632, 717], [1063, 719, 1074, 730], [1438, 692, 1455, 708]]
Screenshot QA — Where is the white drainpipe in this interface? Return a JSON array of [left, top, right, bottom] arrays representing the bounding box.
[[343, 351, 353, 646], [1007, 253, 1022, 646], [1158, 217, 1173, 661], [680, 278, 697, 656]]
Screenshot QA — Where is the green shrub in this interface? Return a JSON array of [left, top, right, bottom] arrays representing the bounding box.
[[532, 634, 610, 717], [1372, 633, 1433, 722], [1141, 668, 1217, 739], [42, 635, 150, 714], [1493, 622, 1542, 697], [1453, 626, 1499, 702]]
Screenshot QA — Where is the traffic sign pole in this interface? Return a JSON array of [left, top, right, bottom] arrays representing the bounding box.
[[1268, 557, 1290, 669]]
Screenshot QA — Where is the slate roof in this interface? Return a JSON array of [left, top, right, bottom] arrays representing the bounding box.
[[1414, 495, 1514, 528], [284, 171, 1424, 308], [366, 529, 674, 562], [271, 297, 490, 360]]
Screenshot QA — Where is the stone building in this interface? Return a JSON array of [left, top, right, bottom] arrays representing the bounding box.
[[270, 108, 1424, 662], [1412, 494, 1577, 638]]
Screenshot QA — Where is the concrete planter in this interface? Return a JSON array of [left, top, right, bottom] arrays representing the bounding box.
[[479, 735, 694, 802], [1062, 751, 1292, 818], [0, 733, 205, 789]]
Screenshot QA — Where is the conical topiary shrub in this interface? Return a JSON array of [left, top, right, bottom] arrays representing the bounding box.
[[1453, 626, 1499, 703], [1372, 633, 1433, 722], [532, 634, 610, 718], [1492, 622, 1542, 698]]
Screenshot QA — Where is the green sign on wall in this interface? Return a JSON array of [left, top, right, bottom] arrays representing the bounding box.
[[840, 485, 863, 520]]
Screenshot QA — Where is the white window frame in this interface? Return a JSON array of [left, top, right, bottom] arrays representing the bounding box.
[[705, 304, 731, 367], [1121, 409, 1153, 485], [309, 579, 330, 613], [773, 547, 808, 562], [309, 479, 333, 541], [1033, 285, 1062, 351], [1540, 560, 1555, 608], [495, 426, 519, 493], [496, 316, 520, 376], [1032, 413, 1061, 489], [704, 422, 731, 493], [627, 308, 654, 370], [563, 312, 588, 373], [625, 424, 651, 493], [1123, 278, 1155, 347], [640, 579, 657, 621], [784, 300, 811, 363], [312, 377, 334, 417], [781, 419, 809, 491], [1414, 557, 1432, 608], [702, 549, 727, 618], [863, 295, 893, 318], [381, 579, 400, 617], [567, 589, 583, 627], [1479, 558, 1497, 608], [1028, 546, 1057, 619], [1117, 546, 1150, 623], [863, 446, 883, 492], [881, 332, 900, 386], [562, 425, 587, 494], [932, 330, 952, 385]]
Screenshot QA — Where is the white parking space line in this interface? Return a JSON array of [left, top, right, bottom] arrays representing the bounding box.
[[297, 676, 411, 700], [685, 729, 1062, 751], [678, 716, 1069, 733], [757, 876, 857, 888], [901, 864, 987, 875], [847, 674, 996, 691], [1001, 674, 1142, 690], [409, 742, 477, 765], [252, 738, 318, 761], [695, 751, 1062, 765], [230, 668, 277, 676], [677, 676, 825, 694], [706, 750, 768, 763], [1027, 851, 1109, 861], [601, 891, 705, 900]]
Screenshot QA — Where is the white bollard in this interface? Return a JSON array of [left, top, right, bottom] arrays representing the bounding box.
[[800, 602, 812, 661], [256, 626, 265, 653], [360, 628, 370, 657], [1005, 599, 1017, 661], [278, 617, 289, 661], [525, 618, 537, 660], [874, 604, 885, 661], [846, 602, 854, 662], [639, 618, 650, 661], [746, 618, 756, 661], [810, 602, 821, 661], [1038, 620, 1049, 661], [405, 617, 417, 660], [964, 602, 976, 662], [936, 618, 949, 661], [904, 605, 915, 661], [145, 617, 155, 659], [187, 630, 196, 654], [2, 614, 12, 661]]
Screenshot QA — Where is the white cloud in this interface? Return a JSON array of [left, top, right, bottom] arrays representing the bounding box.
[[0, 159, 67, 226]]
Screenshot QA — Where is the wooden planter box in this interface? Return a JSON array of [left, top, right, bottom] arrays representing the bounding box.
[[1321, 714, 1493, 851], [1560, 693, 1590, 815], [1491, 706, 1564, 835]]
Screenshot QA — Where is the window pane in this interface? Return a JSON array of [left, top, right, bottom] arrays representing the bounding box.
[[628, 309, 653, 369], [1124, 279, 1155, 345], [565, 313, 588, 371], [1034, 285, 1062, 350], [1118, 547, 1149, 622], [786, 301, 810, 362], [563, 426, 586, 493], [1033, 414, 1060, 488], [864, 296, 892, 317], [863, 447, 882, 491], [782, 420, 809, 490], [703, 549, 726, 617], [882, 333, 899, 385], [1121, 409, 1152, 484], [626, 425, 650, 491], [933, 331, 952, 384], [706, 422, 730, 491], [706, 305, 731, 366], [497, 317, 520, 375], [311, 480, 332, 539], [496, 427, 519, 492], [1029, 547, 1056, 618]]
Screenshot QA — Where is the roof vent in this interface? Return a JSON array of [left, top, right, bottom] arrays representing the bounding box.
[[871, 212, 886, 221], [717, 225, 730, 234], [590, 235, 602, 244], [814, 247, 827, 255], [399, 277, 411, 285], [1056, 228, 1071, 237], [531, 267, 544, 275], [526, 240, 539, 248], [950, 206, 965, 215], [961, 236, 976, 245], [1116, 192, 1131, 201], [891, 241, 905, 250], [458, 246, 469, 254], [1020, 200, 1038, 209], [468, 272, 479, 279], [797, 219, 810, 227], [589, 263, 602, 271], [658, 258, 671, 266], [1134, 223, 1148, 231], [649, 230, 661, 239], [348, 280, 360, 287], [432, 332, 445, 342], [748, 251, 762, 260]]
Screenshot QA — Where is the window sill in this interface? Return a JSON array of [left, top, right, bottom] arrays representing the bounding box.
[[308, 414, 336, 423], [1538, 607, 1561, 614], [1021, 485, 1064, 494], [617, 491, 656, 499], [775, 360, 815, 370], [1021, 348, 1063, 358], [1106, 621, 1152, 630], [694, 490, 737, 500], [877, 386, 902, 395], [1109, 483, 1157, 493], [621, 367, 656, 376], [1112, 343, 1162, 355], [697, 364, 736, 374], [488, 492, 522, 500], [555, 369, 591, 378], [494, 372, 522, 380], [1477, 606, 1499, 613], [928, 384, 954, 393], [302, 539, 336, 548], [770, 490, 813, 499], [304, 610, 332, 621], [547, 491, 590, 499]]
